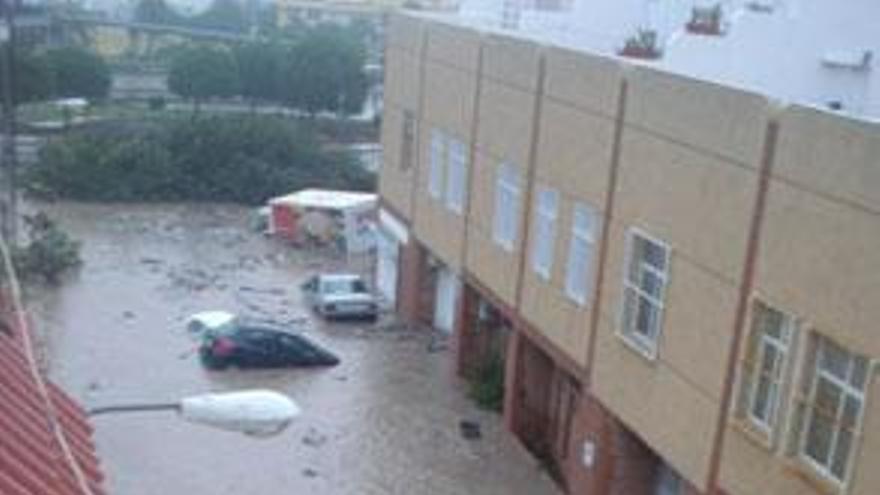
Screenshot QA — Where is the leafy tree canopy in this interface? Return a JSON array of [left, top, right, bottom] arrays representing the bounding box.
[[133, 0, 182, 25], [281, 24, 368, 116], [233, 40, 283, 104], [167, 45, 240, 113], [0, 47, 53, 105], [44, 47, 112, 100], [195, 0, 247, 32]]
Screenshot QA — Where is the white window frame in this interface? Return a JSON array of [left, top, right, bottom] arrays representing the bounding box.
[[530, 186, 559, 279], [799, 337, 868, 485], [428, 129, 446, 199], [492, 162, 520, 252], [745, 303, 794, 434], [618, 228, 670, 359], [445, 137, 467, 214], [564, 202, 599, 306]]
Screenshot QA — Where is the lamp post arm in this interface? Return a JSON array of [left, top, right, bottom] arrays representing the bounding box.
[[88, 402, 181, 417]]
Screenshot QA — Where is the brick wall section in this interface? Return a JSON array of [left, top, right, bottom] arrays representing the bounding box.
[[563, 394, 612, 494], [395, 237, 424, 326], [450, 283, 469, 376], [512, 336, 555, 451], [502, 330, 522, 432], [554, 386, 717, 495], [453, 286, 480, 377], [559, 395, 657, 495], [608, 426, 657, 495]]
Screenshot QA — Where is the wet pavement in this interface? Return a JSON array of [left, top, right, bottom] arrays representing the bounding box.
[[28, 202, 561, 495]]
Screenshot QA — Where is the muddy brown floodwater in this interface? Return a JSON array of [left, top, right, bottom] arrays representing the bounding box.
[[28, 202, 561, 495]]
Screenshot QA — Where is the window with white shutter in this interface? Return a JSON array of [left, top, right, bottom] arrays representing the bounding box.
[[445, 137, 467, 214], [531, 186, 559, 279], [428, 129, 445, 199], [492, 162, 520, 251], [565, 202, 598, 305]]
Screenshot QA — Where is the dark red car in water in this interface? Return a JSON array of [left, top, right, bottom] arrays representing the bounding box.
[[189, 311, 340, 370]]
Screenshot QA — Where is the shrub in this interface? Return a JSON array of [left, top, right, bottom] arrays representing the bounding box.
[[148, 96, 166, 111], [26, 115, 376, 205], [468, 353, 505, 412], [12, 213, 82, 285]]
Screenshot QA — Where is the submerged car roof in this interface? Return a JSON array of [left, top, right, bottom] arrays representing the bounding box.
[[189, 311, 237, 329]]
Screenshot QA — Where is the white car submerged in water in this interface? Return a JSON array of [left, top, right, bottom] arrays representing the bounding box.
[[301, 273, 378, 321]]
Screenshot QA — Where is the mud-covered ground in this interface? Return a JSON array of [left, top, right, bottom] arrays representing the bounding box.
[[28, 202, 560, 495]]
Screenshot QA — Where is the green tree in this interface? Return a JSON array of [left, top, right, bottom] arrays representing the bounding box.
[[0, 47, 53, 105], [196, 0, 246, 32], [167, 45, 240, 116], [134, 0, 182, 25], [282, 25, 368, 117], [44, 47, 111, 101], [233, 41, 283, 110]]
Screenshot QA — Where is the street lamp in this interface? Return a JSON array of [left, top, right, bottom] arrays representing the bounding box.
[[89, 389, 301, 438]]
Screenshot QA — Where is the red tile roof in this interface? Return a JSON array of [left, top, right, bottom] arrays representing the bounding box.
[[0, 310, 105, 495]]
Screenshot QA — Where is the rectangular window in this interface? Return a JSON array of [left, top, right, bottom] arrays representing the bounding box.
[[492, 162, 520, 251], [565, 202, 599, 305], [620, 230, 669, 358], [800, 336, 868, 483], [428, 129, 445, 199], [739, 301, 794, 433], [445, 137, 467, 214], [531, 186, 559, 279], [400, 110, 415, 171]]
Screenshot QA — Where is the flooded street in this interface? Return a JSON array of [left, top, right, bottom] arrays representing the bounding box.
[[28, 202, 560, 495]]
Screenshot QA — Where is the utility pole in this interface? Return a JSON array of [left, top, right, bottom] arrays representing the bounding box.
[[0, 0, 16, 244]]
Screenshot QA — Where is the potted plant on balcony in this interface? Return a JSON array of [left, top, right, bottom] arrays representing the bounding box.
[[686, 4, 724, 35], [619, 29, 662, 59]]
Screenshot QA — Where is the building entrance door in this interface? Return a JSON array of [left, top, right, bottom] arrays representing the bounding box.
[[433, 268, 458, 333], [376, 232, 399, 308]]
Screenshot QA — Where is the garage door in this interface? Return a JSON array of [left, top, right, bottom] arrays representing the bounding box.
[[376, 232, 399, 308]]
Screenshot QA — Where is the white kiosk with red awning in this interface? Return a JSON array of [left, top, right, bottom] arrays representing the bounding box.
[[268, 189, 378, 254]]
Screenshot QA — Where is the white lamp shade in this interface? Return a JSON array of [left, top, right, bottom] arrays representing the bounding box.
[[179, 390, 301, 437]]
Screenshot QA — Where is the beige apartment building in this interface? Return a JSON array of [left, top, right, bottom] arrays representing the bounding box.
[[374, 9, 880, 495]]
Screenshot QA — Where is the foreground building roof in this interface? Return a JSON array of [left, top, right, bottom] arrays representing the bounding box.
[[0, 307, 105, 495]]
